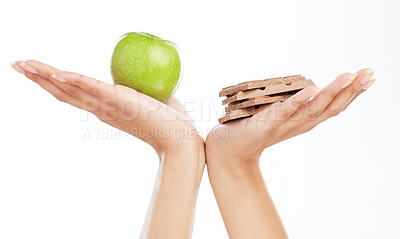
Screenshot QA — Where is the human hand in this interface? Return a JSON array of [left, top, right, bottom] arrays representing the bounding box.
[[11, 60, 206, 238], [206, 68, 376, 163], [11, 60, 203, 156], [205, 69, 375, 239]]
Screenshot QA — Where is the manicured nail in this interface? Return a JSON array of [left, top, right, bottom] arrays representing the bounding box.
[[342, 73, 356, 88], [20, 62, 38, 74], [360, 69, 375, 85], [313, 88, 321, 96], [10, 62, 25, 75], [52, 74, 67, 83], [307, 88, 320, 101], [361, 77, 376, 90]]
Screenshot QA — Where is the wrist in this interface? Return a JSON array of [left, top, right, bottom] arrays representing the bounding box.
[[161, 139, 206, 171], [150, 128, 204, 158], [206, 150, 260, 174], [205, 141, 261, 170], [162, 136, 204, 156]]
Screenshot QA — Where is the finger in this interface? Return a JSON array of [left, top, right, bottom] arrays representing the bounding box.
[[248, 102, 279, 122], [287, 72, 355, 121], [310, 72, 357, 114], [320, 68, 375, 118], [23, 69, 94, 111], [20, 60, 101, 102], [10, 61, 25, 75], [340, 77, 376, 112], [14, 61, 100, 113], [279, 69, 376, 138], [277, 72, 354, 133], [17, 62, 99, 105], [251, 86, 319, 128], [21, 59, 60, 79], [21, 60, 115, 100], [53, 71, 116, 100], [270, 86, 321, 127]]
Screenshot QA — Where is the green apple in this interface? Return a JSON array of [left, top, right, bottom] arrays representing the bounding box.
[[111, 32, 183, 101]]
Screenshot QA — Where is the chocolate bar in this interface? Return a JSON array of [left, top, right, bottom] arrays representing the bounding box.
[[218, 75, 315, 123], [224, 93, 293, 112], [219, 75, 305, 97], [218, 106, 266, 124], [222, 79, 315, 105]]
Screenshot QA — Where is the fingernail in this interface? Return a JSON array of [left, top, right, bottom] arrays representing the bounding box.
[[10, 62, 25, 75], [342, 73, 356, 88], [313, 88, 321, 96], [20, 62, 38, 74], [307, 88, 320, 101], [360, 69, 375, 85], [361, 77, 376, 90], [52, 74, 67, 83]]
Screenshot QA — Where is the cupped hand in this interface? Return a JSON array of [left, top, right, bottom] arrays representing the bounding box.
[[206, 69, 376, 162], [11, 60, 202, 156]]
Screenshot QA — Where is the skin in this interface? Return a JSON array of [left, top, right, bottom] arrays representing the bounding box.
[[11, 60, 204, 239], [11, 60, 375, 238], [206, 69, 376, 239]]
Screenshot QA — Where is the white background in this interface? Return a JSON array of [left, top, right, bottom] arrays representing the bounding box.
[[1, 0, 399, 238]]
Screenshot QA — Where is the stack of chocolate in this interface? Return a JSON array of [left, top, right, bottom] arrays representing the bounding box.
[[218, 75, 315, 123]]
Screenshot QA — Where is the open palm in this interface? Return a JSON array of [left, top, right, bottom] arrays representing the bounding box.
[[206, 68, 376, 162], [12, 60, 201, 155]]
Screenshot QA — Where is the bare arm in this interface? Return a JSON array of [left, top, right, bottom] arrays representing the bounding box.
[[206, 68, 376, 238], [11, 60, 206, 239], [141, 144, 205, 238], [207, 158, 287, 238]]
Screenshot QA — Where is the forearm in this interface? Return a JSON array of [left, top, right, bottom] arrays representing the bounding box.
[[207, 156, 288, 239], [140, 142, 205, 239]]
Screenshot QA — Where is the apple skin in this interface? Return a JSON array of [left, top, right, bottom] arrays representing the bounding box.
[[111, 32, 182, 101]]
